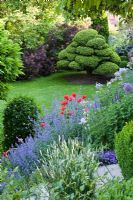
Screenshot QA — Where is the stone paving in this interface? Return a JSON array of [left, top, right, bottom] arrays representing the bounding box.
[[96, 164, 123, 187]]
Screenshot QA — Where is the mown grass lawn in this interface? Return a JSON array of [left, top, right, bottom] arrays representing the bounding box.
[[0, 71, 96, 153]]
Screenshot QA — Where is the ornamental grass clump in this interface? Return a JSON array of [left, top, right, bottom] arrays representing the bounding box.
[[38, 139, 98, 200], [57, 29, 120, 75]]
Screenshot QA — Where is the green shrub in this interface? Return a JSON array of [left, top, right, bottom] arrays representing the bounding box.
[[39, 139, 98, 200], [111, 52, 121, 64], [87, 38, 106, 49], [94, 62, 119, 75], [97, 178, 133, 200], [0, 83, 9, 101], [70, 41, 78, 47], [119, 60, 128, 68], [57, 29, 120, 75], [3, 96, 39, 149], [67, 53, 77, 61], [66, 46, 76, 53], [88, 94, 133, 149], [57, 60, 70, 69], [0, 28, 23, 100], [95, 48, 113, 57], [76, 46, 94, 56], [74, 29, 98, 45], [58, 50, 67, 60], [121, 56, 128, 61], [115, 121, 133, 179], [75, 55, 100, 67], [69, 61, 81, 70], [91, 15, 109, 40]]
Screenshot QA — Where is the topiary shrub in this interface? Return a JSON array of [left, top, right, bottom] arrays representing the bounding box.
[[0, 28, 23, 99], [88, 93, 133, 149], [115, 121, 133, 179], [21, 24, 80, 79], [3, 96, 39, 149], [57, 29, 120, 75], [97, 178, 133, 200]]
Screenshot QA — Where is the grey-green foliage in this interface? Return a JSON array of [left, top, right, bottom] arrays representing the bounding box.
[[39, 138, 98, 200], [57, 29, 120, 75]]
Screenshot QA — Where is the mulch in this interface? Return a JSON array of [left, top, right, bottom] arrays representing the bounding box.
[[64, 73, 113, 85]]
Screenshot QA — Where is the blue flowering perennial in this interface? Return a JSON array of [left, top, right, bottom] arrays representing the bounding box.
[[8, 99, 87, 175], [122, 83, 133, 93], [97, 151, 117, 166]]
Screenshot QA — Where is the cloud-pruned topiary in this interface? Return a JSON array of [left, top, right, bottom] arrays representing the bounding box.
[[57, 29, 120, 75]]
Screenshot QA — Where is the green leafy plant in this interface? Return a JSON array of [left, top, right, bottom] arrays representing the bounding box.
[[39, 138, 98, 200], [3, 96, 39, 149], [88, 93, 133, 149], [115, 120, 133, 179], [57, 29, 120, 75], [96, 178, 133, 200], [91, 13, 109, 40], [0, 28, 23, 100]]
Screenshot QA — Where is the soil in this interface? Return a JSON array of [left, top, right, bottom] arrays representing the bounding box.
[[64, 73, 113, 85]]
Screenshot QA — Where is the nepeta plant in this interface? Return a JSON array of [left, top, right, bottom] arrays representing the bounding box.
[[8, 94, 88, 175]]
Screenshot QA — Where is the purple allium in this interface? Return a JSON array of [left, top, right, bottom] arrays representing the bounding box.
[[123, 83, 133, 93], [97, 151, 117, 166]]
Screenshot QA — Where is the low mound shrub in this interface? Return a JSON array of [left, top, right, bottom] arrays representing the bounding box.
[[88, 93, 133, 149], [3, 96, 39, 149], [115, 121, 133, 179], [97, 178, 133, 200], [57, 29, 120, 75]]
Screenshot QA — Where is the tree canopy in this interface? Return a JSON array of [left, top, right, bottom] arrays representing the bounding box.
[[58, 0, 133, 20]]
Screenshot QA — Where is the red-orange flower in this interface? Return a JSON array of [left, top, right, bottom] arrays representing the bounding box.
[[3, 150, 9, 158], [77, 98, 82, 103], [61, 106, 66, 111], [82, 95, 87, 99], [60, 111, 64, 115], [61, 101, 68, 106], [64, 95, 69, 100], [68, 96, 73, 101], [72, 93, 77, 97], [40, 122, 46, 127]]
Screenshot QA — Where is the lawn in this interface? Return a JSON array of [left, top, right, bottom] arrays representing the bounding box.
[[0, 71, 96, 153]]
